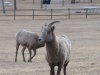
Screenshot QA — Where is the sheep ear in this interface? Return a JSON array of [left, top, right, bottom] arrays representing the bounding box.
[[51, 26, 55, 32], [45, 22, 47, 26]]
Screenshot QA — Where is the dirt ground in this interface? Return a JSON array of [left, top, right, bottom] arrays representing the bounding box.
[[0, 18, 100, 75], [0, 0, 100, 75]]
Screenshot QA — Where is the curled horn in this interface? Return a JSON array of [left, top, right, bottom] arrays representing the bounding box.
[[48, 21, 60, 27]]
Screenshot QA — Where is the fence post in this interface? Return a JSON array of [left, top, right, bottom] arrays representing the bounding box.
[[86, 8, 87, 18], [68, 8, 70, 19], [33, 0, 34, 4], [2, 0, 6, 14], [62, 0, 64, 6], [14, 9, 16, 20], [33, 9, 34, 20], [51, 9, 52, 20]]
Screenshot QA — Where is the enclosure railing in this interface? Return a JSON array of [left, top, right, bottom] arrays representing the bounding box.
[[0, 8, 100, 20]]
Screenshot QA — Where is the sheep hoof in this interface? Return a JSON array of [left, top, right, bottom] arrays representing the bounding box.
[[28, 60, 32, 62], [23, 60, 26, 62], [15, 59, 17, 62]]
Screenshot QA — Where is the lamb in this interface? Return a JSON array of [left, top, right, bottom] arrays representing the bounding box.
[[15, 30, 45, 62], [38, 21, 71, 75]]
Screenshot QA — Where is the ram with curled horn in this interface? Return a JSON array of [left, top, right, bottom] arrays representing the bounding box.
[[38, 21, 71, 75]]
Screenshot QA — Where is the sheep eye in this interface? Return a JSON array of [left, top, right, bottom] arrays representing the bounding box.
[[47, 31, 50, 34]]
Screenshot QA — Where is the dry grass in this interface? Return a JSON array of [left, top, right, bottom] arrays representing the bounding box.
[[0, 0, 100, 75]]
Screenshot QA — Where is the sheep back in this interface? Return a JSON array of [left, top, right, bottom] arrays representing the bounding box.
[[15, 30, 39, 48], [58, 35, 71, 61]]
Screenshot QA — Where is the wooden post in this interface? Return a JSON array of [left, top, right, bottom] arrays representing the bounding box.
[[51, 9, 52, 20], [33, 9, 34, 20], [33, 0, 34, 4], [14, 9, 16, 20], [41, 0, 43, 8], [68, 8, 70, 19], [86, 8, 87, 18], [2, 0, 6, 14], [14, 0, 17, 10], [62, 0, 64, 6]]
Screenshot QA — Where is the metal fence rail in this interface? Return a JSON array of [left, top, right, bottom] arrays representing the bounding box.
[[0, 8, 100, 20]]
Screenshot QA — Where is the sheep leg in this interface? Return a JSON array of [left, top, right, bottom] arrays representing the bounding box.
[[22, 47, 26, 62], [63, 61, 69, 75], [28, 48, 32, 62], [15, 43, 20, 62], [30, 49, 36, 60], [50, 65, 55, 75], [57, 63, 62, 75]]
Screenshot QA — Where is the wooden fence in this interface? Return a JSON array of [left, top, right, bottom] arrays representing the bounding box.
[[0, 8, 100, 20]]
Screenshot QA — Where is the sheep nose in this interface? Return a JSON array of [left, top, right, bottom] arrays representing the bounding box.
[[38, 39, 41, 42]]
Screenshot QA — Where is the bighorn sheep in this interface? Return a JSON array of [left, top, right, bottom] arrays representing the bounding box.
[[38, 21, 71, 75], [15, 30, 44, 62]]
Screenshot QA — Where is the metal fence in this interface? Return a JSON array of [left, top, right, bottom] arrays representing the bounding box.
[[0, 8, 100, 20]]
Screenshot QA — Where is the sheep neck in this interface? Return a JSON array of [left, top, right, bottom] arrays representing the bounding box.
[[46, 32, 59, 55]]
